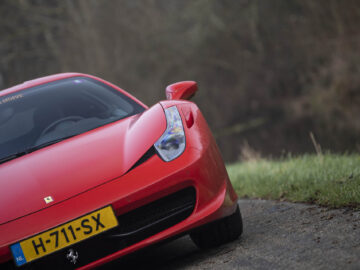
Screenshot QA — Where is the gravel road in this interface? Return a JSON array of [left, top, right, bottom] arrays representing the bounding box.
[[104, 199, 360, 270]]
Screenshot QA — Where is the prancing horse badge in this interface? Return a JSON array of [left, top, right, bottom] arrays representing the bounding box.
[[44, 196, 54, 204]]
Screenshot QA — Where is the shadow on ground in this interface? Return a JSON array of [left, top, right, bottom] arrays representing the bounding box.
[[101, 200, 360, 270]]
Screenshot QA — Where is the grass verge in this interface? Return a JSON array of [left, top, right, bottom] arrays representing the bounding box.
[[227, 154, 360, 208]]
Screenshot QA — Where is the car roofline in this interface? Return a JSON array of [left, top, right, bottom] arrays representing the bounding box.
[[0, 73, 148, 109]]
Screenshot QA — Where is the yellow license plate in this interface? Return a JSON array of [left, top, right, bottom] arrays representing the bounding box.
[[11, 206, 118, 266]]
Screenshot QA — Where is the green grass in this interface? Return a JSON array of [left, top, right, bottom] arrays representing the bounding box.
[[227, 154, 360, 208]]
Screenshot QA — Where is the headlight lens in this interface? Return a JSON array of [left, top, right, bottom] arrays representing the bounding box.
[[154, 106, 185, 161]]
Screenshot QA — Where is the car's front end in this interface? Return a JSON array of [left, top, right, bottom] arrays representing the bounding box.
[[0, 74, 240, 269]]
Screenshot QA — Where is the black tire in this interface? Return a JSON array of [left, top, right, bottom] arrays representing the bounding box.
[[190, 205, 243, 249]]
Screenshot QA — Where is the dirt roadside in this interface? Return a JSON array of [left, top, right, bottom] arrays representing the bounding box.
[[104, 199, 360, 270]]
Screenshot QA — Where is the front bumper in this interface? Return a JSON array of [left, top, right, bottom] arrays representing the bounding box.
[[1, 135, 237, 269]]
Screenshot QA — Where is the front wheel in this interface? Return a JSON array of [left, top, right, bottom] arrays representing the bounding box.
[[190, 205, 243, 249]]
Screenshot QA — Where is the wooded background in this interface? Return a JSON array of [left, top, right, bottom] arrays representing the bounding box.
[[1, 0, 359, 162]]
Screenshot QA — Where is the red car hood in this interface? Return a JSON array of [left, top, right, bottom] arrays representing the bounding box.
[[0, 104, 166, 225]]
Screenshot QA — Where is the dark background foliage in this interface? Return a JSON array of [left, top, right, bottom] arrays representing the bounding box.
[[1, 0, 359, 161]]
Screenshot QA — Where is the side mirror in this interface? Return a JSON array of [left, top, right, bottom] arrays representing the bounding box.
[[166, 81, 198, 100]]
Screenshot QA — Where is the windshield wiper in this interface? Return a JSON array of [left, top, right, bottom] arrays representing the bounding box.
[[26, 135, 77, 154], [0, 135, 76, 165], [0, 152, 27, 164]]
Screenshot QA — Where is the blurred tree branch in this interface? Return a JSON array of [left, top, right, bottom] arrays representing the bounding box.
[[0, 0, 359, 160]]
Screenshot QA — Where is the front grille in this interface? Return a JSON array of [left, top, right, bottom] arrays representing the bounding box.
[[14, 187, 196, 269]]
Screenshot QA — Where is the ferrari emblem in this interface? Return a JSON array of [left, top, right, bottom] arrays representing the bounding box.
[[44, 196, 54, 204], [66, 249, 79, 264]]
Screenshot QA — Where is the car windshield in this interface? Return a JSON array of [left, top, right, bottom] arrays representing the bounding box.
[[0, 77, 145, 163]]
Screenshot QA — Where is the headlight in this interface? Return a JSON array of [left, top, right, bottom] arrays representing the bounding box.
[[154, 106, 185, 161]]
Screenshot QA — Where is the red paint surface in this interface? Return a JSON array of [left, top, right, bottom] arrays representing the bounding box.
[[166, 81, 198, 100], [0, 104, 165, 225]]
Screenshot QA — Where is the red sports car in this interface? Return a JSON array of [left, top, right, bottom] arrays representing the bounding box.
[[0, 73, 242, 269]]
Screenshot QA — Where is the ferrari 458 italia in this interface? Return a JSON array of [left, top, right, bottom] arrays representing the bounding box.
[[0, 73, 242, 269]]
